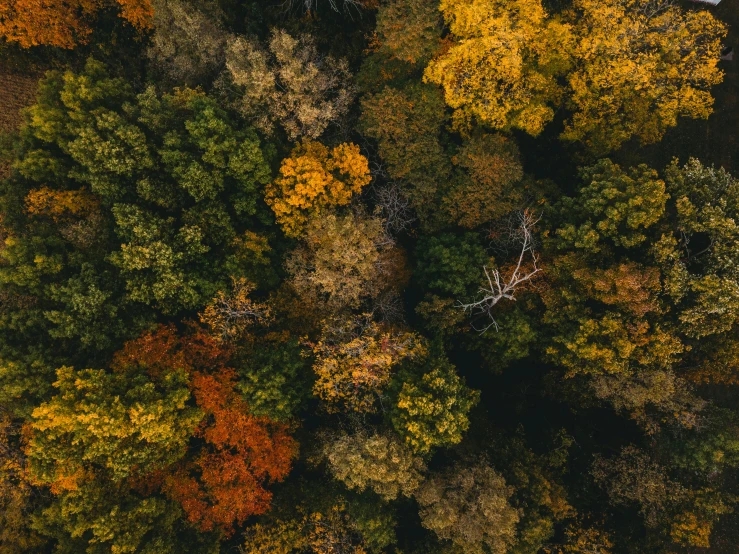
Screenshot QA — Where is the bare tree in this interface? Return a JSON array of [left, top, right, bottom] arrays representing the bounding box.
[[200, 278, 271, 340], [458, 210, 541, 332], [375, 182, 416, 234], [285, 0, 363, 15]]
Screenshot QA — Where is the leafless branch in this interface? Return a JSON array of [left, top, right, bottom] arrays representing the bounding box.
[[458, 210, 541, 332], [374, 182, 416, 234]]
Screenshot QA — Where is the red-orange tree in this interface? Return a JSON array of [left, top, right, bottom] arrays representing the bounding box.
[[28, 323, 297, 541], [0, 0, 153, 49], [133, 326, 299, 537], [164, 367, 296, 536]]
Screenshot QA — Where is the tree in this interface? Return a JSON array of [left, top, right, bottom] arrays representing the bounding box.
[[659, 159, 739, 339], [11, 60, 273, 316], [266, 141, 371, 238], [375, 0, 442, 64], [592, 445, 685, 527], [285, 211, 399, 313], [222, 30, 354, 140], [241, 497, 376, 554], [200, 277, 271, 342], [235, 333, 312, 423], [146, 0, 229, 88], [486, 430, 575, 553], [424, 0, 574, 135], [0, 0, 153, 48], [391, 354, 479, 453], [553, 160, 668, 253], [21, 326, 211, 553], [543, 159, 739, 431], [459, 210, 541, 331], [29, 478, 220, 554], [0, 410, 45, 553], [592, 444, 735, 549], [414, 232, 490, 299], [564, 0, 727, 153], [442, 133, 524, 229], [164, 368, 297, 536], [321, 429, 426, 500], [415, 460, 520, 554], [26, 363, 199, 488], [312, 316, 425, 413], [547, 524, 614, 554], [358, 83, 451, 226]]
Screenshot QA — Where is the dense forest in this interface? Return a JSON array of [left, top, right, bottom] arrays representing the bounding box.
[[0, 0, 738, 552]]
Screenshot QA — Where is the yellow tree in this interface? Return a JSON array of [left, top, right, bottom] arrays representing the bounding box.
[[312, 316, 425, 413], [564, 0, 726, 153], [265, 141, 371, 238], [424, 0, 573, 135]]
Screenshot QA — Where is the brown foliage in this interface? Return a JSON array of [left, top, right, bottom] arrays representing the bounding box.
[[285, 212, 395, 313], [0, 411, 45, 553], [223, 30, 354, 140]]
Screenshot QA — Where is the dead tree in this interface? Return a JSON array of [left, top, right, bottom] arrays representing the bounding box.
[[200, 278, 271, 340], [457, 210, 541, 332]]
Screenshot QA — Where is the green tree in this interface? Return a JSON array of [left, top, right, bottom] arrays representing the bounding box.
[[414, 232, 489, 299], [236, 333, 312, 422], [391, 353, 479, 453], [9, 59, 273, 317], [553, 160, 668, 253]]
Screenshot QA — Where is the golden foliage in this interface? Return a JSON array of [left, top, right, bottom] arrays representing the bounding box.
[[424, 0, 573, 135], [0, 0, 152, 49], [266, 141, 371, 237], [306, 505, 368, 554], [564, 0, 727, 152], [25, 187, 99, 222], [312, 316, 425, 413]]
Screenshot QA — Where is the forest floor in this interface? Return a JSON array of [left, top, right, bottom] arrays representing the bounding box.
[[0, 64, 40, 178]]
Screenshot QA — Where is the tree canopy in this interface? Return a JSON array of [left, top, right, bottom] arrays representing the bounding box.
[[1, 1, 738, 552]]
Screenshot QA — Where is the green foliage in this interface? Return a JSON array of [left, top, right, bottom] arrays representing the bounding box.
[[488, 431, 574, 554], [236, 334, 311, 422], [27, 363, 200, 484], [13, 59, 272, 316], [30, 480, 220, 554], [414, 232, 489, 298], [343, 490, 399, 552], [553, 159, 668, 252], [660, 159, 739, 338], [391, 353, 480, 453]]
